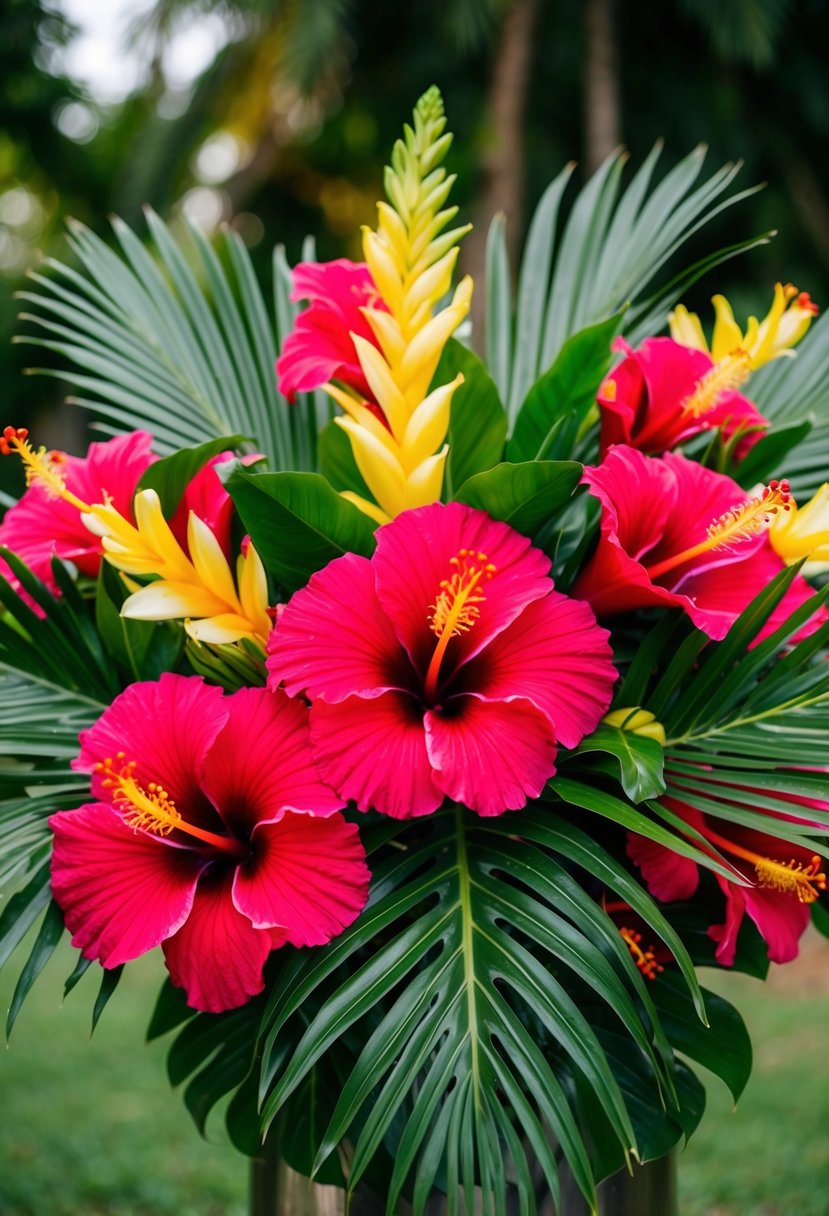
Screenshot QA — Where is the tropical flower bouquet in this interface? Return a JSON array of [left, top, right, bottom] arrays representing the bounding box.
[[2, 87, 829, 1214]]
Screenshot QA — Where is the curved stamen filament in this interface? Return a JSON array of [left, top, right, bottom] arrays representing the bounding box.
[[645, 480, 791, 581], [96, 755, 245, 859], [423, 549, 495, 700], [702, 824, 827, 904], [619, 926, 664, 980], [1, 427, 92, 513], [680, 350, 752, 418]]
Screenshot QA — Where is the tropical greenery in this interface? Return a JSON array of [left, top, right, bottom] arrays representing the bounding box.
[[0, 74, 827, 1216]]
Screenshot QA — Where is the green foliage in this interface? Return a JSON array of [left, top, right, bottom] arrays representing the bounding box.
[[453, 459, 582, 537], [485, 145, 769, 421], [258, 807, 697, 1214], [506, 312, 623, 462], [438, 339, 507, 497], [227, 467, 377, 593], [16, 215, 310, 471], [574, 723, 666, 803], [137, 434, 249, 515]]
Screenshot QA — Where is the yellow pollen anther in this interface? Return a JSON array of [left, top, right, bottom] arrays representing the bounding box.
[[95, 754, 244, 857], [1, 426, 91, 513], [646, 480, 791, 580], [619, 926, 664, 980], [754, 854, 827, 904], [424, 549, 495, 700], [680, 350, 752, 418]]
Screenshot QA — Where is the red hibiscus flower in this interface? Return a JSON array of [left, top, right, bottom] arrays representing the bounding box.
[[49, 675, 370, 1013], [573, 445, 816, 640], [628, 797, 826, 965], [267, 502, 617, 819], [0, 430, 154, 593], [598, 337, 768, 458], [276, 259, 388, 402]]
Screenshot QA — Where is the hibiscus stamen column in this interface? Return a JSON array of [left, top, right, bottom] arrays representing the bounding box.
[[644, 480, 791, 580], [424, 549, 495, 701], [700, 826, 827, 903]]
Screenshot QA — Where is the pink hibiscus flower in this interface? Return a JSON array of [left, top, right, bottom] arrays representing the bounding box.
[[598, 337, 768, 458], [573, 445, 817, 640], [628, 797, 826, 965], [49, 675, 370, 1013], [276, 259, 388, 403], [267, 502, 617, 819], [0, 430, 154, 593]]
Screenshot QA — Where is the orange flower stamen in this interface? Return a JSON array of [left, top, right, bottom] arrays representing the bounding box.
[[680, 350, 752, 419], [645, 480, 791, 581], [702, 824, 827, 904], [423, 549, 495, 700], [1, 425, 91, 513], [619, 926, 664, 980], [96, 754, 245, 858]]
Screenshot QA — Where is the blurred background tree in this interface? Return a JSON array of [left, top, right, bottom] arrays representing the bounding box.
[[1, 0, 826, 456]]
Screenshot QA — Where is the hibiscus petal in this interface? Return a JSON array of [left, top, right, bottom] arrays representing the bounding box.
[[739, 883, 812, 964], [50, 803, 204, 968], [74, 673, 228, 830], [373, 501, 552, 674], [626, 832, 700, 902], [267, 553, 413, 702], [469, 592, 616, 748], [200, 687, 343, 835], [425, 696, 557, 817], [234, 812, 370, 947], [162, 871, 278, 1012], [310, 692, 444, 818]]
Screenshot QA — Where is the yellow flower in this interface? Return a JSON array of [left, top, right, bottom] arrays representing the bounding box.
[[669, 283, 819, 371], [3, 428, 270, 650], [769, 483, 829, 575], [328, 86, 473, 522], [603, 707, 667, 746]]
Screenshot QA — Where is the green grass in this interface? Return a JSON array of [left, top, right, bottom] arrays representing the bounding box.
[[0, 939, 246, 1216], [1, 931, 828, 1215]]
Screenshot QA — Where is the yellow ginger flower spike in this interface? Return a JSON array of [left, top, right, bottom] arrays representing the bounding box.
[[770, 483, 829, 575], [603, 707, 667, 746], [670, 283, 819, 372], [329, 86, 473, 522], [2, 427, 271, 650]]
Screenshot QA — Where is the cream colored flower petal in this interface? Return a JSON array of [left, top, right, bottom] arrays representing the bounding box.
[[404, 446, 448, 509], [339, 490, 390, 526], [121, 580, 229, 621], [133, 490, 193, 581], [400, 376, 460, 472], [668, 305, 708, 351], [184, 614, 256, 645], [336, 417, 408, 519], [237, 543, 271, 640]]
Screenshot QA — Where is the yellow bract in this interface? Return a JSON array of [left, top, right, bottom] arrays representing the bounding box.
[[85, 490, 271, 649], [329, 86, 473, 522], [770, 483, 829, 574], [603, 707, 667, 746], [669, 283, 818, 371]]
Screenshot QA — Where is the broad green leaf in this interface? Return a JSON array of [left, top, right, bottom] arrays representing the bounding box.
[[438, 339, 507, 498], [731, 419, 812, 488], [95, 561, 184, 683], [257, 808, 693, 1215], [652, 973, 752, 1103], [507, 312, 624, 463], [453, 460, 581, 537], [574, 723, 666, 802], [227, 469, 377, 593], [137, 434, 248, 516]]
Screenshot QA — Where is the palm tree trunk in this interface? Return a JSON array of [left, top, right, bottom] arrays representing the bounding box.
[[583, 0, 621, 173], [464, 0, 543, 349]]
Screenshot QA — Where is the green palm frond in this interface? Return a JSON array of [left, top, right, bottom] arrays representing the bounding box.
[[747, 310, 829, 496], [485, 144, 769, 425], [16, 215, 320, 470], [613, 567, 829, 864], [257, 807, 705, 1214]]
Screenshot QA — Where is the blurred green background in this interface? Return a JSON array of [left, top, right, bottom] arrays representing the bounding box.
[[2, 1, 829, 1212]]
